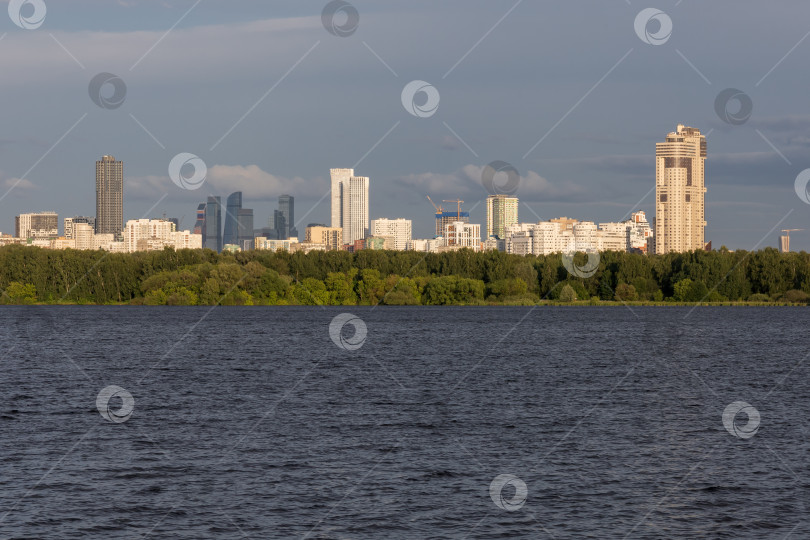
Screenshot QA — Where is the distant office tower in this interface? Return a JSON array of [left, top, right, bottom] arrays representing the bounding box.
[[370, 218, 412, 250], [277, 194, 297, 239], [193, 203, 206, 237], [224, 192, 245, 246], [64, 216, 95, 239], [330, 169, 369, 245], [204, 196, 222, 252], [486, 195, 519, 239], [655, 124, 707, 254], [95, 155, 123, 236], [237, 209, 254, 250], [16, 212, 58, 239]]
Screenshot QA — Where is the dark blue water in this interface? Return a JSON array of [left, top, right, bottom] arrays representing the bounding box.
[[1, 307, 808, 539]]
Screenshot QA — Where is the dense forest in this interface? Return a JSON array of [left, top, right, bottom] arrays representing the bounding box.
[[0, 244, 809, 305]]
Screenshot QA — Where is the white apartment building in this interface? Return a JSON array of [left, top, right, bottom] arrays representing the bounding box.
[[409, 238, 443, 253], [255, 237, 299, 252], [16, 212, 58, 239], [370, 218, 412, 251], [330, 168, 369, 245], [444, 221, 481, 251], [505, 213, 654, 256], [123, 219, 202, 253]]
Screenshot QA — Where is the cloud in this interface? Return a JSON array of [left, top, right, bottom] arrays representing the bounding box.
[[396, 164, 585, 202], [126, 164, 326, 202], [0, 175, 39, 195]]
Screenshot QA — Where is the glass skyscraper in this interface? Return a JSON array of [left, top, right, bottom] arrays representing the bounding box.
[[223, 192, 242, 246], [204, 196, 222, 252]]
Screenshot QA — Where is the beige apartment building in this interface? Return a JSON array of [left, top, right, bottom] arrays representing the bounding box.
[[486, 194, 518, 239], [654, 124, 707, 254], [305, 226, 343, 250]]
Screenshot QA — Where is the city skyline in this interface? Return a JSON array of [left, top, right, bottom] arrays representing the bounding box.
[[1, 2, 809, 250]]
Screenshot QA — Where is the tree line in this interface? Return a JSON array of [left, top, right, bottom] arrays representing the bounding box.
[[0, 244, 809, 305]]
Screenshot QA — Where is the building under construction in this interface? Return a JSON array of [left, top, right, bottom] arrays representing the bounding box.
[[427, 197, 469, 238]]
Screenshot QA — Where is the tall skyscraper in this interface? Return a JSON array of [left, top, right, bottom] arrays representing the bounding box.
[[486, 194, 519, 239], [654, 124, 707, 254], [237, 209, 254, 249], [277, 194, 297, 239], [330, 168, 353, 230], [193, 203, 206, 237], [95, 155, 123, 236], [204, 196, 222, 252], [223, 192, 243, 246], [330, 169, 369, 245]]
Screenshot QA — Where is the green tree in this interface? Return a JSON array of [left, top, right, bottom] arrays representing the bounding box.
[[559, 284, 577, 302]]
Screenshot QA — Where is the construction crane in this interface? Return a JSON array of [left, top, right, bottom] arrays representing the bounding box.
[[426, 195, 443, 214], [442, 199, 464, 219], [781, 229, 804, 253]]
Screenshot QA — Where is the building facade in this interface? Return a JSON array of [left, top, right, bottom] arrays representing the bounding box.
[[95, 155, 123, 236], [370, 218, 412, 250], [204, 196, 222, 252], [305, 225, 343, 250], [655, 124, 707, 254], [15, 212, 58, 239], [64, 216, 95, 240], [444, 221, 481, 251], [330, 168, 369, 245], [486, 194, 519, 239]]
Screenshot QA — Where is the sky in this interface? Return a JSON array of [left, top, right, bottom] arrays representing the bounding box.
[[1, 0, 810, 248]]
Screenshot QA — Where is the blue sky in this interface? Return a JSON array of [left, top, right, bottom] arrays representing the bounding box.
[[1, 0, 810, 247]]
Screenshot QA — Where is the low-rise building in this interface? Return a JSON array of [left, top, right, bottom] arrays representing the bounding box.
[[305, 226, 343, 250]]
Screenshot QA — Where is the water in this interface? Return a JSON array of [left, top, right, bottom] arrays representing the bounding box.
[[1, 306, 808, 539]]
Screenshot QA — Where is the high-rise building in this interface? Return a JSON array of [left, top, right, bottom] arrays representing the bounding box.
[[486, 195, 519, 239], [193, 203, 206, 236], [204, 196, 222, 252], [277, 194, 297, 239], [15, 212, 58, 239], [370, 218, 412, 251], [64, 217, 95, 240], [95, 155, 123, 236], [224, 192, 243, 246], [330, 168, 369, 245], [330, 168, 353, 229], [435, 210, 469, 238], [654, 124, 707, 254]]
